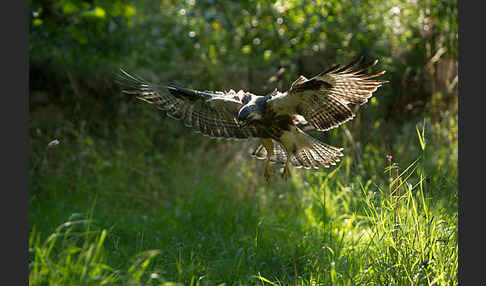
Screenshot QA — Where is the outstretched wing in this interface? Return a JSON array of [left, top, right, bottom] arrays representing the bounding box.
[[268, 57, 388, 131], [116, 69, 260, 139]]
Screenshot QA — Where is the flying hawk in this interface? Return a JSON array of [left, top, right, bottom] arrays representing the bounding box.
[[117, 57, 387, 180]]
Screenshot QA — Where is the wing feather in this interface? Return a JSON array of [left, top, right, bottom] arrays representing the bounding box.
[[117, 69, 259, 139], [269, 58, 388, 131]]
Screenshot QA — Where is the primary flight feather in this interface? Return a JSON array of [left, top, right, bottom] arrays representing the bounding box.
[[117, 57, 388, 180]]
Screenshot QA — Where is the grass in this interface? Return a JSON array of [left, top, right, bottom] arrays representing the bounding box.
[[29, 103, 457, 285]]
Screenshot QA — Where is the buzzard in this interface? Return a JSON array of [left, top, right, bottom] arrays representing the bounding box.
[[117, 57, 387, 180]]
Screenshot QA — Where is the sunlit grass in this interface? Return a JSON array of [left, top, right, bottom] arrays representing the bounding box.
[[29, 107, 457, 285]]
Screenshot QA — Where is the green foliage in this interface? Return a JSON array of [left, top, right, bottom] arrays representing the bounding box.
[[29, 103, 457, 284], [30, 0, 137, 73], [29, 0, 457, 285], [29, 214, 168, 286], [30, 0, 457, 92], [29, 0, 458, 139]]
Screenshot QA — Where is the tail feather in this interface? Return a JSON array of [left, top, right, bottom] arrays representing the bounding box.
[[251, 133, 343, 170], [293, 133, 343, 169], [252, 141, 289, 164]]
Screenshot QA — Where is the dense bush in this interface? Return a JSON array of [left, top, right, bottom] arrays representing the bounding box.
[[30, 0, 457, 131]]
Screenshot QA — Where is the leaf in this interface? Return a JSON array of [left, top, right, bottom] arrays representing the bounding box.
[[84, 7, 106, 18], [124, 5, 136, 18], [242, 45, 251, 54], [416, 122, 426, 151], [253, 273, 279, 286]]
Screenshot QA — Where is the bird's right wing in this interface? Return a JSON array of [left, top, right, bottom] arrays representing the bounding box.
[[116, 69, 260, 139]]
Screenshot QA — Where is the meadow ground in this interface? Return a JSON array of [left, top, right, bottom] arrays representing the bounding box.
[[29, 103, 457, 285]]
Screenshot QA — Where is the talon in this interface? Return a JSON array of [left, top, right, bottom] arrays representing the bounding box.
[[261, 139, 275, 181], [265, 174, 271, 182], [264, 160, 273, 181], [282, 164, 291, 181]]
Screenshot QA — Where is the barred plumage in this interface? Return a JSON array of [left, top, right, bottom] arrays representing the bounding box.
[[116, 57, 387, 180], [116, 69, 260, 139]]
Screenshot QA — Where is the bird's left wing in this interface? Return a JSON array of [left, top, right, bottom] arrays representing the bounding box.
[[268, 57, 388, 131], [116, 69, 260, 139]]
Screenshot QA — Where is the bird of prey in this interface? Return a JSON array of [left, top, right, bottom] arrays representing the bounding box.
[[117, 57, 387, 180]]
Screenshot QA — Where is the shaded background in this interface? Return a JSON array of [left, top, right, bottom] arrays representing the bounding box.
[[29, 0, 458, 197], [29, 0, 458, 284], [30, 0, 457, 141]]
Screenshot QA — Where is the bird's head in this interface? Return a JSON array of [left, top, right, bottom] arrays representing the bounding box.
[[237, 104, 263, 128]]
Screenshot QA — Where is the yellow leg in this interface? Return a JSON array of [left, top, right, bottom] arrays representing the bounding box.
[[262, 139, 274, 181], [282, 156, 292, 181]]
